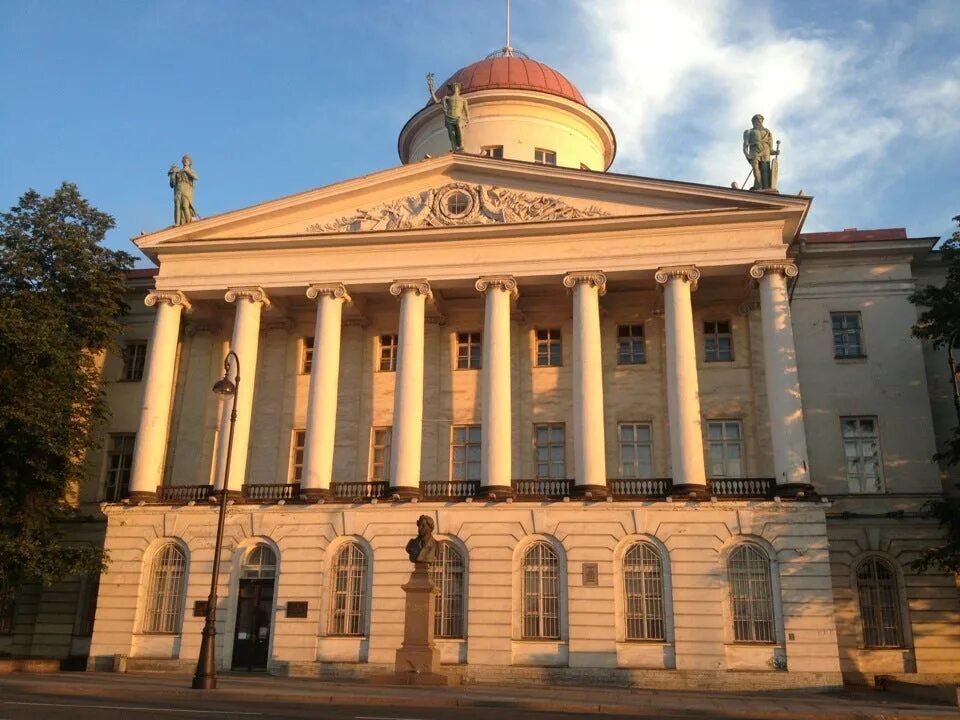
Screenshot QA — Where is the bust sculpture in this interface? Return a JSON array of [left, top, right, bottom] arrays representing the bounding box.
[[742, 115, 779, 191], [405, 515, 438, 565], [427, 74, 469, 152], [168, 154, 199, 225]]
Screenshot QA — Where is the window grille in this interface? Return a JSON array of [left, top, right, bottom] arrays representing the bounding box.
[[378, 334, 398, 372], [534, 148, 557, 165], [301, 336, 315, 374], [617, 324, 646, 364], [841, 416, 884, 493], [456, 332, 482, 369], [704, 320, 733, 361], [73, 574, 100, 636], [451, 425, 482, 481], [623, 543, 665, 641], [522, 541, 560, 639], [241, 544, 277, 580], [0, 578, 15, 635], [291, 430, 306, 482], [534, 424, 566, 480], [728, 544, 775, 643], [369, 427, 392, 482], [143, 543, 187, 634], [832, 312, 864, 357], [707, 421, 743, 478], [856, 557, 904, 648], [105, 433, 136, 501], [121, 341, 147, 381], [535, 328, 562, 367], [329, 543, 367, 636], [432, 542, 465, 638], [619, 423, 653, 479]]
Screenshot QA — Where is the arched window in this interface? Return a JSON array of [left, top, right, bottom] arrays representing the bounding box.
[[623, 542, 665, 641], [522, 541, 560, 639], [432, 542, 465, 638], [728, 543, 775, 643], [241, 544, 277, 579], [328, 543, 367, 636], [144, 543, 187, 634], [856, 557, 904, 648]]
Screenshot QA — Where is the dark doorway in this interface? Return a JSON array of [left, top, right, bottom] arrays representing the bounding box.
[[231, 544, 277, 671]]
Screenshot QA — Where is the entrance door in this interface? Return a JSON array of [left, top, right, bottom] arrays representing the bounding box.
[[231, 544, 277, 671]]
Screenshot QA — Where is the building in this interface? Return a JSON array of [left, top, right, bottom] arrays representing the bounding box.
[[2, 50, 958, 689]]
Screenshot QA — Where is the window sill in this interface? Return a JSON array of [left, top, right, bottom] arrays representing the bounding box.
[[116, 378, 143, 383], [834, 355, 868, 361]]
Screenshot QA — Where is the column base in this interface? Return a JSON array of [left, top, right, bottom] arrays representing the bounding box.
[[300, 488, 332, 502], [570, 484, 609, 500], [389, 486, 421, 501], [126, 491, 157, 504], [480, 485, 514, 501], [772, 482, 818, 500], [671, 483, 711, 500]]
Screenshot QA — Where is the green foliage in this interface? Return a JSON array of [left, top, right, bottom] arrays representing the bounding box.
[[0, 183, 133, 585], [909, 217, 960, 574]]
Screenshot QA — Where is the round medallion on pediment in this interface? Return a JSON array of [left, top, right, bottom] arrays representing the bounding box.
[[434, 183, 479, 224]]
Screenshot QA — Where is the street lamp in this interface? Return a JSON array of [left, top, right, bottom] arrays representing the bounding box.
[[192, 350, 240, 690], [949, 331, 960, 426]]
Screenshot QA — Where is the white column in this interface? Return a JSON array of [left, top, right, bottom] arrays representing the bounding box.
[[301, 283, 351, 498], [214, 286, 269, 492], [655, 266, 707, 492], [128, 290, 190, 500], [750, 261, 811, 490], [389, 279, 431, 497], [563, 271, 608, 495], [475, 276, 518, 495]]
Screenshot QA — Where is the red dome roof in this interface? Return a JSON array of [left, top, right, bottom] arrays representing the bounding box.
[[432, 55, 586, 106]]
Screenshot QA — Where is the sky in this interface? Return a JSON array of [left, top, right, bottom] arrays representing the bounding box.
[[1, 0, 958, 266]]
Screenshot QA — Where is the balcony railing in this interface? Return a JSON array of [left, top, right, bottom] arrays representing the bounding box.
[[607, 477, 673, 499], [707, 478, 774, 499], [512, 478, 574, 500], [242, 483, 300, 502], [421, 480, 480, 499], [330, 480, 390, 501], [156, 485, 213, 503]]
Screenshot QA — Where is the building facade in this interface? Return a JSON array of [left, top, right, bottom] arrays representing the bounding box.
[[2, 52, 957, 688]]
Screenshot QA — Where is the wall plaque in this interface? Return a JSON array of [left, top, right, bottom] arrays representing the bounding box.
[[286, 601, 308, 618], [193, 600, 209, 617], [582, 562, 599, 587]]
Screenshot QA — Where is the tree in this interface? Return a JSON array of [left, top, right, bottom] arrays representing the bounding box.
[[0, 183, 133, 585], [909, 216, 960, 574]]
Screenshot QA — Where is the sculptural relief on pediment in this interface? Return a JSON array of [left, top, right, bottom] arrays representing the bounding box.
[[306, 183, 610, 233]]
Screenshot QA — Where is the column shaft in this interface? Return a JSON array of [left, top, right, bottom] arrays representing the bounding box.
[[129, 290, 190, 499], [215, 287, 268, 492], [656, 267, 707, 492], [751, 262, 811, 490], [302, 284, 350, 498], [389, 280, 430, 496]]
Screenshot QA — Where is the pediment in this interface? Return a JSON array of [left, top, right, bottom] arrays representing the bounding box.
[[136, 154, 809, 255]]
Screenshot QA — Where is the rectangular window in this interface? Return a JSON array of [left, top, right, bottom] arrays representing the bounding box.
[[378, 334, 398, 372], [73, 574, 100, 637], [456, 332, 482, 369], [707, 421, 743, 478], [104, 433, 136, 501], [534, 148, 557, 165], [842, 416, 884, 492], [619, 423, 653, 479], [0, 578, 14, 635], [832, 312, 864, 358], [704, 320, 733, 362], [480, 145, 504, 159], [301, 336, 315, 374], [451, 425, 482, 481], [291, 429, 306, 482], [617, 324, 646, 364], [369, 427, 392, 482], [121, 341, 147, 381], [534, 423, 566, 479], [535, 328, 562, 367]]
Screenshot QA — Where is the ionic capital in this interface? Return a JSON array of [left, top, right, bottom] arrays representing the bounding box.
[[475, 275, 519, 300], [145, 289, 191, 311], [562, 270, 607, 296], [224, 286, 271, 306], [749, 261, 798, 281], [389, 279, 432, 300], [306, 282, 351, 303], [654, 265, 701, 290]]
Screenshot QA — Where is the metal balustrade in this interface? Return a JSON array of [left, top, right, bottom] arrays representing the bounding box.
[[512, 478, 574, 499]]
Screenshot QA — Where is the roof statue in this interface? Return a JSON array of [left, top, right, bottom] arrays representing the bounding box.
[[743, 115, 780, 191], [168, 154, 199, 225], [427, 73, 469, 152]]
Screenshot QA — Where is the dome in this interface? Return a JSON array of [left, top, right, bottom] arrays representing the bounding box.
[[431, 55, 586, 106]]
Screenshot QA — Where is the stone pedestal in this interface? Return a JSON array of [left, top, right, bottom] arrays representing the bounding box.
[[394, 562, 444, 682]]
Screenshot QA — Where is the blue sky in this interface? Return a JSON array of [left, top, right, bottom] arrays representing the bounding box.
[[2, 0, 958, 266]]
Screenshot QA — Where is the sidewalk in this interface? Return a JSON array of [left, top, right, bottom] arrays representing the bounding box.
[[0, 670, 957, 720]]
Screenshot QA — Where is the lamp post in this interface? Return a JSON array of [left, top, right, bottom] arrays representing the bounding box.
[[192, 350, 240, 690], [949, 331, 960, 426]]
